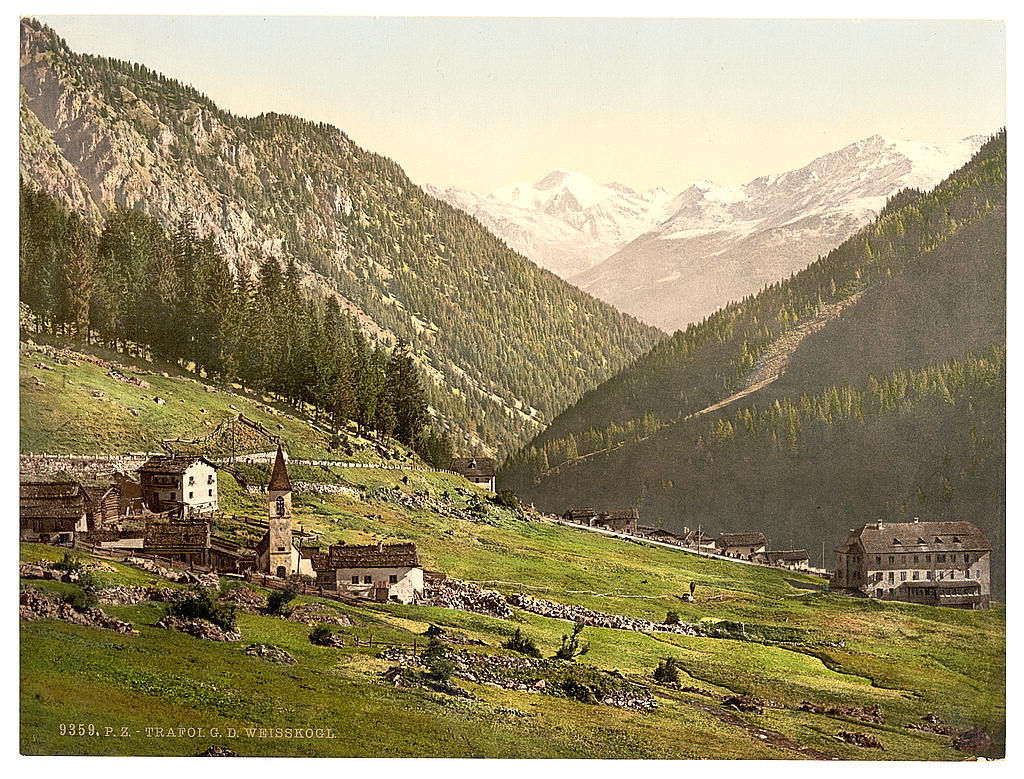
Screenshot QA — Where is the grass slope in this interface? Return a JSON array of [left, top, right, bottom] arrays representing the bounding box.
[[19, 342, 1005, 759]]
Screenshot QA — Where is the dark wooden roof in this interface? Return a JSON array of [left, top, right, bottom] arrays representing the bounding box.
[[20, 481, 89, 519], [564, 507, 597, 519], [316, 542, 420, 570], [719, 531, 768, 547], [599, 508, 639, 522], [139, 456, 217, 475], [450, 457, 496, 478], [143, 521, 210, 550], [269, 445, 292, 491], [852, 520, 991, 553]]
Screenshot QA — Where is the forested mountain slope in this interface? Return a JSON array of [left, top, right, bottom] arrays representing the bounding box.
[[18, 18, 661, 457], [502, 132, 1005, 595]]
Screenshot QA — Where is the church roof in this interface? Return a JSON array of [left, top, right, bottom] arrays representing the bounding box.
[[269, 445, 292, 491]]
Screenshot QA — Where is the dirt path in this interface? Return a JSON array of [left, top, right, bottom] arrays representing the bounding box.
[[656, 688, 840, 760]]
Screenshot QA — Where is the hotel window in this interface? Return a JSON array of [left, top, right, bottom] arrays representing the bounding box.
[[964, 553, 970, 563], [926, 570, 932, 579], [351, 575, 359, 584], [913, 555, 919, 563], [875, 556, 881, 564], [363, 575, 372, 584], [888, 556, 894, 564], [912, 570, 919, 580], [888, 572, 894, 583], [900, 571, 907, 581], [925, 555, 931, 563], [964, 569, 971, 579], [938, 554, 946, 562]]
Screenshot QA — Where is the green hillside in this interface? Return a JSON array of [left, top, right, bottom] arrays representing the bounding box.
[[502, 132, 1006, 594], [19, 18, 662, 457], [19, 352, 1006, 758]]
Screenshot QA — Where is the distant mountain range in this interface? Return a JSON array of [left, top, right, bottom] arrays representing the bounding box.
[[431, 135, 986, 331], [501, 131, 1006, 595]]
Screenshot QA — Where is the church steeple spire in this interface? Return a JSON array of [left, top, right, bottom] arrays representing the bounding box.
[[269, 444, 292, 491]]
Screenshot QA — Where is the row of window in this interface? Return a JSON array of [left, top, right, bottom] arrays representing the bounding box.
[[350, 574, 400, 584], [187, 475, 216, 486], [877, 569, 973, 583], [875, 553, 971, 565], [170, 490, 215, 500]]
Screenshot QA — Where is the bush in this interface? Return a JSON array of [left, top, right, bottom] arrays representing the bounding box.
[[266, 586, 298, 616], [664, 610, 680, 625], [493, 489, 520, 510], [309, 624, 334, 645], [76, 570, 106, 593], [503, 627, 541, 658], [554, 666, 618, 705], [554, 621, 590, 661], [166, 587, 237, 632], [653, 657, 682, 685], [421, 638, 455, 682], [62, 587, 97, 612], [423, 624, 444, 637], [53, 552, 83, 572]]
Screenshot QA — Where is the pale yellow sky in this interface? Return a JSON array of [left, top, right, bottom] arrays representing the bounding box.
[[41, 16, 1006, 193]]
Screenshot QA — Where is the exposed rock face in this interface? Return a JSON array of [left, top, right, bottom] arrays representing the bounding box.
[[836, 731, 885, 750], [20, 586, 136, 634], [96, 586, 181, 605], [425, 579, 514, 620], [799, 701, 884, 725], [286, 603, 352, 627], [244, 643, 296, 664], [218, 585, 266, 613], [156, 615, 240, 642], [124, 557, 219, 588], [953, 727, 993, 755]]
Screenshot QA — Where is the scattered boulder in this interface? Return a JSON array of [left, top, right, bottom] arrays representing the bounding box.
[[287, 602, 352, 626], [953, 726, 993, 754], [799, 701, 884, 725], [723, 695, 765, 714], [157, 615, 240, 642], [198, 746, 238, 757], [20, 586, 136, 634], [96, 586, 181, 605], [837, 731, 884, 750], [244, 643, 296, 664], [218, 585, 267, 613]]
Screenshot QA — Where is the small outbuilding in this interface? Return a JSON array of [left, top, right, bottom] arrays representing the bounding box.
[[451, 457, 496, 492], [717, 531, 768, 559], [313, 542, 423, 603], [20, 481, 91, 544]]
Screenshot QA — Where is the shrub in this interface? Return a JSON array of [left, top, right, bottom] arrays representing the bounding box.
[[554, 666, 618, 705], [653, 657, 682, 685], [266, 585, 298, 616], [664, 610, 680, 625], [423, 624, 444, 637], [53, 552, 83, 572], [166, 587, 237, 632], [504, 627, 541, 658], [309, 624, 334, 645], [62, 587, 97, 612], [554, 621, 590, 661], [493, 489, 520, 510], [421, 638, 455, 682], [76, 570, 105, 593]]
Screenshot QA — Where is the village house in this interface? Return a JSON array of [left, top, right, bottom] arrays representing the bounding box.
[[20, 481, 91, 544], [313, 541, 423, 603], [143, 520, 211, 567], [833, 519, 992, 609], [138, 455, 219, 516], [717, 531, 768, 559], [680, 528, 718, 553], [593, 508, 639, 534], [255, 446, 316, 579], [563, 507, 598, 525], [450, 456, 496, 491], [754, 549, 811, 570]]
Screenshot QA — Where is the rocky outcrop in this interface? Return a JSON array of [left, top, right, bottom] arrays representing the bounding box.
[[799, 701, 884, 725], [244, 643, 296, 664], [426, 579, 514, 620], [836, 731, 884, 750], [286, 603, 352, 627], [96, 586, 181, 605], [20, 586, 136, 634], [156, 615, 240, 642], [506, 592, 698, 636], [218, 585, 266, 613]]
